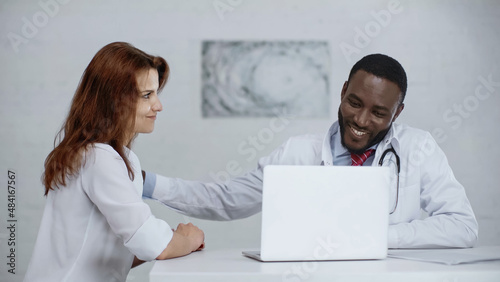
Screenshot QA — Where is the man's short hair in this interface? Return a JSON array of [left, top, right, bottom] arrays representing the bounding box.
[[348, 54, 407, 103]]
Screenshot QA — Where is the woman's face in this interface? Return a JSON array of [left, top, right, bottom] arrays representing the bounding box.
[[134, 68, 162, 135]]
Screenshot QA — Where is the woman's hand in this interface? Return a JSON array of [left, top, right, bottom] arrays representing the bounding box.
[[156, 223, 205, 260]]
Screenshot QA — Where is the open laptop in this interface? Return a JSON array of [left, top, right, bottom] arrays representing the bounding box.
[[243, 165, 390, 262]]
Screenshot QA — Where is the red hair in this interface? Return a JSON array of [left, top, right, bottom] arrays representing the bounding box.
[[43, 42, 169, 195]]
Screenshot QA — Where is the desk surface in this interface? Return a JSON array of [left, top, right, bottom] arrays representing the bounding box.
[[150, 248, 500, 282]]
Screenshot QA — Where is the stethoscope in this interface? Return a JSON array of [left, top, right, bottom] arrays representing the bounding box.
[[378, 147, 400, 214]]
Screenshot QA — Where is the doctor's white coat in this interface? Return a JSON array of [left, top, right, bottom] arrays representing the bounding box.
[[145, 122, 478, 248]]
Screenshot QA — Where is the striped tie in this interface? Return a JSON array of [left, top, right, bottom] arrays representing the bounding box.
[[351, 149, 375, 166]]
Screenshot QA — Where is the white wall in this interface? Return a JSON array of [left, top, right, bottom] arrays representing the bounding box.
[[1, 0, 499, 281]]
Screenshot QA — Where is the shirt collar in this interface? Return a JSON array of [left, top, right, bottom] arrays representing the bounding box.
[[321, 121, 399, 165], [331, 128, 379, 159], [331, 127, 349, 158]]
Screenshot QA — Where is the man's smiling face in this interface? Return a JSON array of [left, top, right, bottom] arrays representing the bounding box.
[[338, 70, 404, 154]]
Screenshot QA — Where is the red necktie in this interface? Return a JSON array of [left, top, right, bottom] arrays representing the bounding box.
[[351, 149, 375, 166]]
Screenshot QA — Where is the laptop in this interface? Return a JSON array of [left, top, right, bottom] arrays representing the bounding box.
[[243, 165, 390, 262]]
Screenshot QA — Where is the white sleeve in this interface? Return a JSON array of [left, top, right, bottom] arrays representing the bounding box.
[[82, 148, 173, 261], [143, 139, 288, 220], [149, 169, 263, 220], [388, 133, 478, 248]]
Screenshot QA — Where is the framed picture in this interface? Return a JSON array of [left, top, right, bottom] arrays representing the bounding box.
[[201, 41, 331, 118]]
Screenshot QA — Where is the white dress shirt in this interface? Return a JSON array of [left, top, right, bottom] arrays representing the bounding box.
[[143, 122, 478, 249], [24, 144, 173, 282]]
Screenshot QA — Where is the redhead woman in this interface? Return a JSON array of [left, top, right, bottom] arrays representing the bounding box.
[[24, 42, 204, 282]]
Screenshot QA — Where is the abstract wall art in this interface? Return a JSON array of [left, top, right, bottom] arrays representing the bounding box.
[[201, 41, 331, 118]]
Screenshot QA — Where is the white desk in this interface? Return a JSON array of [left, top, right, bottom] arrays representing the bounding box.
[[150, 248, 500, 282]]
